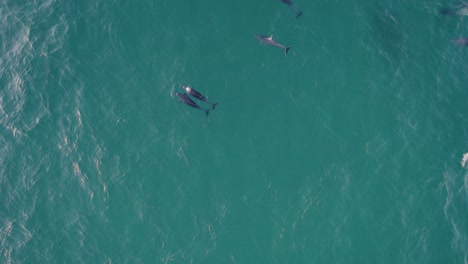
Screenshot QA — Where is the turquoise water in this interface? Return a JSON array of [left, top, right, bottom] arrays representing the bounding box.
[[1, 0, 467, 262]]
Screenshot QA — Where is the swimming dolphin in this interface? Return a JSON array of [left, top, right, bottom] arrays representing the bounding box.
[[452, 38, 468, 46], [281, 0, 303, 17], [440, 5, 468, 16], [180, 85, 218, 110], [175, 92, 210, 116], [255, 35, 290, 54]]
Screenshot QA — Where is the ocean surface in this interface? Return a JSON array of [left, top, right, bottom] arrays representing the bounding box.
[[1, 0, 467, 263]]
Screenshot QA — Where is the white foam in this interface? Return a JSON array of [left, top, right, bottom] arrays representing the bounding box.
[[461, 153, 468, 168]]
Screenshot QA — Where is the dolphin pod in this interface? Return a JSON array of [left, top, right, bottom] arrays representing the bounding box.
[[175, 1, 467, 116], [254, 0, 301, 54], [176, 86, 218, 116], [181, 85, 218, 110], [175, 0, 303, 115]]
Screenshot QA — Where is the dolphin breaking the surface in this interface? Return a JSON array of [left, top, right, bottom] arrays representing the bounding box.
[[180, 85, 217, 110], [255, 35, 290, 54], [452, 38, 468, 46]]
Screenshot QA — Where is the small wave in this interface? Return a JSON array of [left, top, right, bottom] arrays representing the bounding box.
[[440, 169, 468, 261], [461, 153, 468, 168], [0, 181, 36, 264], [0, 0, 73, 140], [465, 171, 468, 198], [168, 128, 190, 165]]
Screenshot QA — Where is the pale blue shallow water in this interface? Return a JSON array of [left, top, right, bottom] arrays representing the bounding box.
[[1, 0, 467, 263]]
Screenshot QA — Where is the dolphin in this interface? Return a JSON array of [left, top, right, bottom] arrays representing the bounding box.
[[440, 5, 468, 16], [180, 85, 218, 110], [175, 92, 210, 116], [281, 0, 303, 17], [452, 38, 468, 46], [255, 35, 290, 54]]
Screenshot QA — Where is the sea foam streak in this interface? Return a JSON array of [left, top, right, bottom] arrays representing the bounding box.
[[461, 153, 468, 168]]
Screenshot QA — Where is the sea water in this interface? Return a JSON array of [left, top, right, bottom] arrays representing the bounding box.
[[0, 0, 467, 263]]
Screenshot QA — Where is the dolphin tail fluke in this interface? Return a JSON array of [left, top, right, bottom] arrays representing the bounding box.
[[212, 103, 218, 110], [205, 109, 210, 116], [285, 47, 290, 54], [296, 11, 303, 18]]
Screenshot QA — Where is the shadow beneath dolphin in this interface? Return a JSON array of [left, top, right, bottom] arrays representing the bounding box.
[[439, 3, 468, 16], [369, 5, 409, 61]]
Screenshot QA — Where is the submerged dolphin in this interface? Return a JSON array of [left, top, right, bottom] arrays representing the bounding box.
[[175, 92, 210, 116], [255, 35, 290, 54], [281, 0, 303, 17], [180, 85, 218, 110], [452, 38, 468, 46], [440, 5, 468, 16]]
